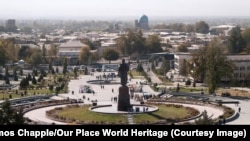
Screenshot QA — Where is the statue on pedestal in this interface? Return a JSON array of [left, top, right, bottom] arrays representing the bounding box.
[[117, 59, 130, 111]]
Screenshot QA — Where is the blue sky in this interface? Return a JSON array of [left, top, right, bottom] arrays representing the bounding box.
[[1, 0, 249, 19]]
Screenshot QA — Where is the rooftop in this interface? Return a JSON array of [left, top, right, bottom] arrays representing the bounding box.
[[58, 39, 87, 48]]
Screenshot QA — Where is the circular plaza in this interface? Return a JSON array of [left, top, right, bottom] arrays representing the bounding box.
[[21, 70, 243, 125]]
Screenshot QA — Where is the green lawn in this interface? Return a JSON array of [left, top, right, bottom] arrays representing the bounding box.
[[133, 104, 198, 123], [57, 106, 128, 124], [53, 104, 199, 124], [178, 87, 205, 93], [130, 70, 141, 76], [0, 89, 55, 100]]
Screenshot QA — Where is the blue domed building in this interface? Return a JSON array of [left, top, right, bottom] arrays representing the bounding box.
[[135, 15, 149, 30]]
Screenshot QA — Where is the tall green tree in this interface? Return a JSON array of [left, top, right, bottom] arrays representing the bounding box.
[[179, 59, 188, 76], [62, 57, 68, 75], [190, 38, 233, 93], [116, 30, 146, 56], [79, 46, 92, 65], [4, 67, 10, 84], [242, 28, 250, 54], [228, 26, 245, 54], [18, 46, 32, 60], [189, 47, 207, 82], [48, 44, 58, 57], [42, 44, 46, 64], [159, 59, 170, 76], [195, 21, 209, 34], [206, 40, 233, 93], [146, 34, 163, 53], [0, 39, 9, 65], [0, 46, 7, 66], [116, 34, 133, 55], [102, 48, 119, 64], [205, 39, 234, 94], [89, 52, 99, 64], [0, 100, 25, 125], [48, 58, 53, 73], [28, 49, 42, 67], [4, 38, 19, 62], [13, 69, 18, 81], [133, 30, 146, 55], [32, 75, 37, 85], [242, 28, 250, 45]]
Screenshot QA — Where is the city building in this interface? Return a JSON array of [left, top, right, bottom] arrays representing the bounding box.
[[5, 19, 17, 32], [57, 39, 88, 65], [227, 55, 250, 81], [173, 53, 250, 82], [173, 52, 192, 81]]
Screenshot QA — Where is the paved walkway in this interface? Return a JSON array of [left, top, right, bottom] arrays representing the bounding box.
[[146, 70, 162, 84], [23, 105, 68, 125], [207, 95, 250, 125]]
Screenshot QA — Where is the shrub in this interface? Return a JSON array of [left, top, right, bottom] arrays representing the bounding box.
[[185, 79, 191, 86]]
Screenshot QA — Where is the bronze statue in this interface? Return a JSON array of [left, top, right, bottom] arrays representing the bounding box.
[[118, 59, 129, 86]]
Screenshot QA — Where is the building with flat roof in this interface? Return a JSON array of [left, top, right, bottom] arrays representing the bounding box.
[[173, 53, 250, 82], [57, 39, 88, 65], [227, 55, 250, 81], [5, 19, 17, 32]]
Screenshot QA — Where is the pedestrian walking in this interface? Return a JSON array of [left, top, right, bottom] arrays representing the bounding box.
[[238, 107, 241, 113]]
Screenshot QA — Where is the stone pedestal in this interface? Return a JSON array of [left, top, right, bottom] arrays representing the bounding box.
[[117, 86, 130, 111]]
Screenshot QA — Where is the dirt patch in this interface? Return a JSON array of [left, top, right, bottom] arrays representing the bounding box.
[[216, 88, 250, 99]]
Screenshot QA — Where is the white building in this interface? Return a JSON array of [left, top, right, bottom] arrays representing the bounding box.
[[227, 55, 250, 81], [173, 53, 250, 82], [171, 52, 192, 81], [174, 52, 191, 74], [57, 39, 88, 65]]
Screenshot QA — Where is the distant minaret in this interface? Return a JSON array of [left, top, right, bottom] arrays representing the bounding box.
[[135, 19, 139, 28]]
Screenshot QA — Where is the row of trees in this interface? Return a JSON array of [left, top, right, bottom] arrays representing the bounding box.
[[116, 29, 163, 57], [79, 29, 165, 64], [153, 21, 210, 34], [0, 38, 58, 66]]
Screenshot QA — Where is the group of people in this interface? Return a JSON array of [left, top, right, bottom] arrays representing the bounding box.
[[111, 96, 118, 102]]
